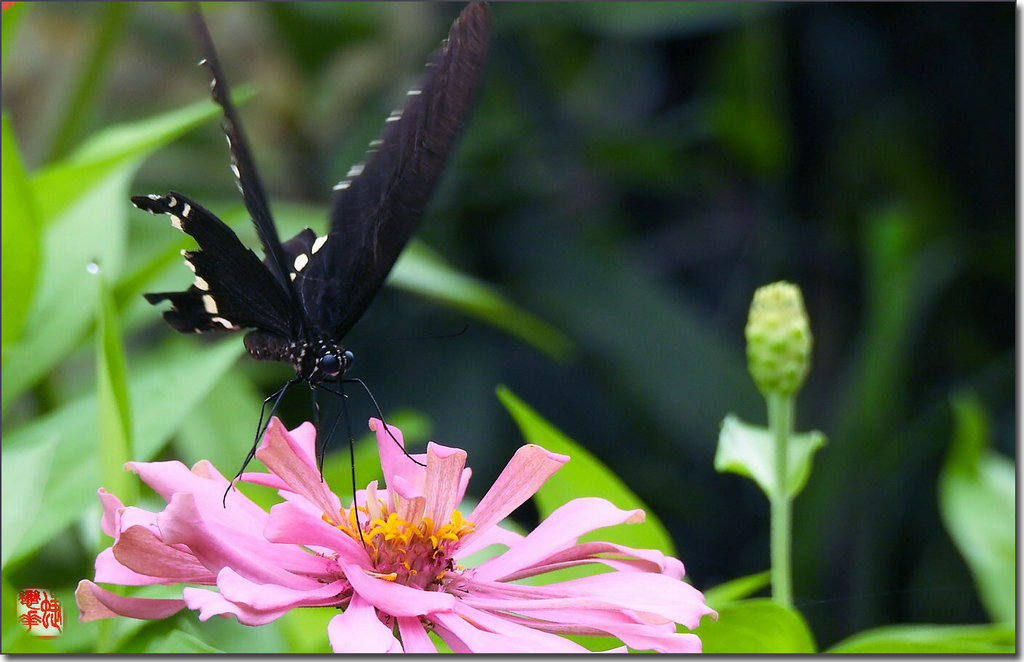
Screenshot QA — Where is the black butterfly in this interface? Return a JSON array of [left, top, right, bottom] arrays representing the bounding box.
[[132, 4, 490, 472]]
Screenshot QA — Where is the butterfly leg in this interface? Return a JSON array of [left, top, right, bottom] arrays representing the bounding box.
[[222, 376, 300, 506], [315, 381, 371, 553]]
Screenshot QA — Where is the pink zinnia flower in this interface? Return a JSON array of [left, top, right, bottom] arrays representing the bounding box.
[[77, 418, 714, 652]]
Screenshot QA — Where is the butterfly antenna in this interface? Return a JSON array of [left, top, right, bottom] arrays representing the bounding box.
[[223, 377, 299, 506], [335, 377, 427, 468]]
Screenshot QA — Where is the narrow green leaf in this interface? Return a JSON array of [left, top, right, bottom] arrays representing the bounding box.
[[827, 623, 1014, 654], [2, 338, 242, 567], [1, 113, 41, 344], [92, 265, 135, 505], [714, 413, 826, 499], [392, 242, 574, 362], [938, 394, 1015, 623], [496, 385, 676, 555], [695, 598, 817, 654], [1, 2, 29, 75], [702, 571, 771, 607]]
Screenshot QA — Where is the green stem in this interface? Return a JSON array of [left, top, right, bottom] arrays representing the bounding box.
[[769, 391, 794, 608]]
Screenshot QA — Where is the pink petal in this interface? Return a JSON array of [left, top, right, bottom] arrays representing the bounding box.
[[216, 567, 346, 610], [97, 488, 124, 538], [94, 548, 170, 586], [328, 595, 403, 653], [462, 445, 568, 548], [507, 540, 685, 580], [75, 580, 184, 622], [463, 572, 714, 630], [112, 525, 216, 582], [472, 497, 643, 582], [263, 501, 368, 564], [157, 493, 321, 588], [371, 418, 427, 500], [502, 607, 702, 652], [337, 557, 456, 617], [182, 586, 291, 626], [255, 418, 344, 522], [127, 459, 269, 532], [454, 522, 524, 560], [396, 616, 438, 653], [432, 606, 587, 653], [422, 442, 468, 526]]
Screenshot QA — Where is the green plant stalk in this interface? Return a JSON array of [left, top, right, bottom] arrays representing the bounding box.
[[769, 391, 794, 608]]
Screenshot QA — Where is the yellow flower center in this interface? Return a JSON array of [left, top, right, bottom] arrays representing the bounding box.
[[324, 503, 475, 589]]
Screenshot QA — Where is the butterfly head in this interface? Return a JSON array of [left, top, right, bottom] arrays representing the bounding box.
[[302, 342, 354, 385]]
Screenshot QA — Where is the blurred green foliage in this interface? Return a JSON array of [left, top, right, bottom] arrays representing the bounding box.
[[1, 1, 1013, 653]]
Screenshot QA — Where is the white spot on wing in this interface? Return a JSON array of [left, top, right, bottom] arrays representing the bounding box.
[[407, 88, 422, 96], [333, 181, 351, 191], [211, 316, 235, 330], [194, 276, 209, 291], [346, 164, 365, 178], [290, 272, 297, 281], [167, 197, 177, 207], [202, 294, 218, 314], [148, 194, 160, 201], [170, 215, 184, 231], [182, 203, 192, 219], [293, 253, 309, 272], [311, 235, 328, 254]]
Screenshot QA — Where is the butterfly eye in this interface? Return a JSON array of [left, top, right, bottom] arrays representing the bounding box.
[[342, 350, 354, 371], [319, 353, 341, 376]]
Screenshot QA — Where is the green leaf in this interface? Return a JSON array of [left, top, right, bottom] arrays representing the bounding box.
[[496, 385, 676, 556], [392, 242, 573, 362], [0, 433, 58, 567], [827, 622, 1014, 654], [1, 167, 132, 412], [3, 94, 234, 413], [715, 413, 826, 499], [1, 2, 29, 75], [1, 338, 241, 567], [695, 598, 816, 654], [938, 393, 1015, 623], [140, 630, 225, 654], [93, 265, 135, 504], [31, 91, 244, 225], [702, 571, 771, 607], [1, 113, 41, 344]]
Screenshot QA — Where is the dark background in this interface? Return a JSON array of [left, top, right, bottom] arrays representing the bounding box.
[[4, 2, 1014, 648]]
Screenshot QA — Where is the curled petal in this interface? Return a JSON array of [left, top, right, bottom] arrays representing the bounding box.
[[75, 580, 184, 622], [182, 586, 291, 626], [433, 605, 587, 653], [328, 595, 403, 653], [112, 526, 216, 583], [463, 445, 568, 548], [97, 488, 124, 539], [422, 442, 468, 525], [472, 497, 642, 582], [255, 418, 344, 522], [264, 501, 367, 564]]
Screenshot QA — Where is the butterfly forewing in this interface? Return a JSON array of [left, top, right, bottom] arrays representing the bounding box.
[[303, 2, 491, 339], [187, 6, 298, 304]]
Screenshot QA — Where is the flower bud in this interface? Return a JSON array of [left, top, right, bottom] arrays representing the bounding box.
[[745, 281, 812, 397]]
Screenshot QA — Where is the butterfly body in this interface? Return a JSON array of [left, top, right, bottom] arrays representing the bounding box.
[[134, 4, 490, 396]]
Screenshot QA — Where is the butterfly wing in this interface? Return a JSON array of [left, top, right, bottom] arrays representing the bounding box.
[[188, 6, 298, 302], [134, 191, 297, 337], [301, 2, 491, 339]]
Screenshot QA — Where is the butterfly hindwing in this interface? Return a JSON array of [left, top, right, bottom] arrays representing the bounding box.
[[133, 191, 296, 337], [310, 2, 491, 339]]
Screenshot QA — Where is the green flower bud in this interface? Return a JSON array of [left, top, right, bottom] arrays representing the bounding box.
[[745, 281, 812, 397]]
